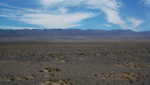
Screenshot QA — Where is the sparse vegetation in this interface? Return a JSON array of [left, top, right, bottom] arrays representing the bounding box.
[[0, 42, 150, 85], [0, 74, 35, 81]]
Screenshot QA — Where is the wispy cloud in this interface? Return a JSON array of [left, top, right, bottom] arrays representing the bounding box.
[[128, 18, 144, 29], [0, 2, 41, 13], [142, 0, 150, 5], [41, 0, 85, 8], [0, 2, 94, 28], [104, 24, 112, 27], [40, 0, 125, 27], [0, 26, 37, 30], [0, 1, 145, 30], [20, 13, 94, 28], [86, 0, 125, 26]]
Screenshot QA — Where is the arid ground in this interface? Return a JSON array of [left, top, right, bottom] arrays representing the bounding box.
[[0, 42, 150, 85]]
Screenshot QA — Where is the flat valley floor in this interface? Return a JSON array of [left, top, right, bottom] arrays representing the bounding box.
[[0, 42, 150, 85]]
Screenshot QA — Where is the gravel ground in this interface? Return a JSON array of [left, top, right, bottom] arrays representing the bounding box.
[[0, 42, 150, 85]]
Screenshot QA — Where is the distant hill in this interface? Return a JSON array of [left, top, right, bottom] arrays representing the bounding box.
[[0, 29, 150, 42]]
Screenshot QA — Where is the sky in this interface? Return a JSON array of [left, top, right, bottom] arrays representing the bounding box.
[[0, 0, 150, 31]]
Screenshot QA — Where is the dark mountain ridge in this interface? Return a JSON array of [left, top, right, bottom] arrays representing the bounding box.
[[0, 29, 150, 42], [0, 29, 149, 36]]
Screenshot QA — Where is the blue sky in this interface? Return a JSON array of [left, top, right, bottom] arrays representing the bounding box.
[[0, 0, 150, 31]]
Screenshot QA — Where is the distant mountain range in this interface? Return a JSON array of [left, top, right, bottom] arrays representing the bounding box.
[[0, 29, 150, 42]]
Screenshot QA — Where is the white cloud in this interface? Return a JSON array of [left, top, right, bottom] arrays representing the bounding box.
[[0, 2, 94, 29], [101, 7, 124, 25], [142, 0, 150, 5], [128, 18, 144, 29], [40, 0, 125, 27], [19, 13, 94, 28], [1, 1, 143, 30], [86, 0, 125, 26], [104, 24, 112, 27], [0, 0, 125, 29], [41, 0, 85, 7], [0, 26, 37, 29], [58, 7, 68, 14], [41, 0, 63, 7], [86, 0, 120, 10], [0, 2, 42, 13]]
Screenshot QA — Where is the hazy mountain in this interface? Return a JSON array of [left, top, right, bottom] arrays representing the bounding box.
[[0, 29, 150, 42]]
